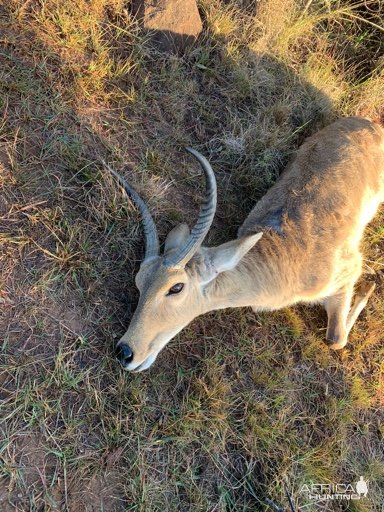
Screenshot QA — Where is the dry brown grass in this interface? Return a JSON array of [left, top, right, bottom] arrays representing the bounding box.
[[1, 0, 384, 510]]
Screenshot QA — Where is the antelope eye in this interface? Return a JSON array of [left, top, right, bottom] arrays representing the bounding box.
[[167, 283, 184, 295]]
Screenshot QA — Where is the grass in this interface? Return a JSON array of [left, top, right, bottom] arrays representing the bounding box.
[[0, 0, 383, 510]]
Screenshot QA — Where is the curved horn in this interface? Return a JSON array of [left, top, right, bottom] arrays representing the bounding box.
[[102, 160, 160, 261], [164, 148, 217, 268]]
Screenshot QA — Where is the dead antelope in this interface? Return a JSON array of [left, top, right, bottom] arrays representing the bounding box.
[[105, 117, 384, 372]]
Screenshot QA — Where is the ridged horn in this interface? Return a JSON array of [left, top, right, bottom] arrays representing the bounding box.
[[102, 160, 160, 261], [164, 148, 217, 268]]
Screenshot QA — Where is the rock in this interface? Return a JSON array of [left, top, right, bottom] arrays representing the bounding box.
[[132, 0, 203, 53]]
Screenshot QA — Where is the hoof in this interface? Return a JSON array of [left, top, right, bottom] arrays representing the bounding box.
[[325, 337, 348, 350]]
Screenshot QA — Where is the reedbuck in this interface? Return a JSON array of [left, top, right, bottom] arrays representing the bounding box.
[[105, 117, 384, 372]]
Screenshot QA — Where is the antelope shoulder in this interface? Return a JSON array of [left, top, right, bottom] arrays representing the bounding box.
[[239, 117, 384, 300]]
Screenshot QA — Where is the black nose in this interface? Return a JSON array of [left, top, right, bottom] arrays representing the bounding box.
[[116, 344, 134, 367]]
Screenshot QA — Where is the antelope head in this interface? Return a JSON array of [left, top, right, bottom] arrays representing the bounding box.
[[104, 149, 262, 372]]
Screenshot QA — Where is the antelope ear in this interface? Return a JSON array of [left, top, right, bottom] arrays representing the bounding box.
[[210, 232, 263, 273], [164, 223, 190, 254], [199, 232, 263, 285]]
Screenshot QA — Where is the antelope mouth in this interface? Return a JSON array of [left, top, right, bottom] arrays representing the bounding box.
[[128, 352, 158, 373]]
